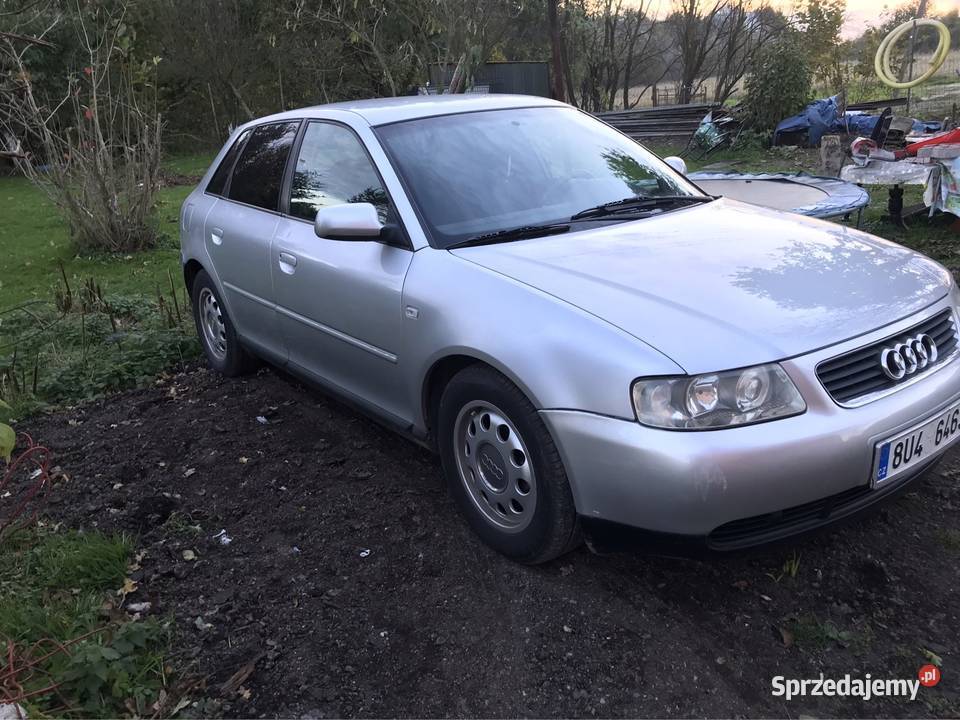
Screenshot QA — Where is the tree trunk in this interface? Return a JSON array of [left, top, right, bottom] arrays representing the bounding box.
[[547, 0, 565, 101]]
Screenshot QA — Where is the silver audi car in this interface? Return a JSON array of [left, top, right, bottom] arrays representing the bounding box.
[[180, 95, 960, 563]]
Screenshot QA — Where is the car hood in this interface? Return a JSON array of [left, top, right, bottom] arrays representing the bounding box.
[[450, 199, 953, 374]]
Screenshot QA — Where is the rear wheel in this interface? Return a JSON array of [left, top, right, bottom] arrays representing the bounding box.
[[438, 365, 581, 563], [190, 269, 258, 376]]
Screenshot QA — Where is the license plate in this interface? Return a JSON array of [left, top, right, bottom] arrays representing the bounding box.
[[874, 402, 960, 486]]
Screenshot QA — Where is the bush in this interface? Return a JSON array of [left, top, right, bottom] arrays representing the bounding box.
[[0, 526, 169, 717], [741, 34, 813, 133], [1, 5, 163, 253], [0, 274, 200, 415]]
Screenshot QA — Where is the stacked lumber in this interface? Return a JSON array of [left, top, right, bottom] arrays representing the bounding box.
[[596, 103, 724, 141]]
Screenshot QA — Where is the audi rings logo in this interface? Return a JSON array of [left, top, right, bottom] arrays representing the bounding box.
[[880, 334, 938, 381]]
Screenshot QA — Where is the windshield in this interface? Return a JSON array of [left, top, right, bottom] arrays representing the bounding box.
[[376, 106, 702, 248]]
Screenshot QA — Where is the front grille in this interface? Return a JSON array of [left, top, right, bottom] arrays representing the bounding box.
[[816, 308, 958, 404]]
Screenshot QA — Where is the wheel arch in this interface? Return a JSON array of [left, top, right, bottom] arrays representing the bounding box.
[[183, 258, 205, 295], [421, 351, 544, 447]]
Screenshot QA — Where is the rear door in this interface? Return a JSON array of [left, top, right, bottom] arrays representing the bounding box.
[[203, 120, 300, 360], [272, 120, 414, 422]]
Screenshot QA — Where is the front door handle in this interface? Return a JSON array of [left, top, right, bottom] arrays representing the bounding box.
[[278, 252, 298, 274]]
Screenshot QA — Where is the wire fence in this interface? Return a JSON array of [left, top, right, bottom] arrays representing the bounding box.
[[903, 46, 960, 121]]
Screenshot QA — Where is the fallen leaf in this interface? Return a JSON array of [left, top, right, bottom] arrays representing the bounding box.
[[239, 456, 249, 464], [183, 468, 196, 478], [194, 616, 212, 631], [182, 549, 197, 561], [779, 626, 795, 648], [220, 652, 265, 696], [117, 578, 138, 597], [171, 697, 192, 716], [238, 686, 252, 700], [0, 423, 15, 462], [732, 580, 750, 591], [922, 648, 943, 667]]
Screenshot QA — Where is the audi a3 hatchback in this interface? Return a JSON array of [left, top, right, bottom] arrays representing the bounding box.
[[180, 95, 960, 563]]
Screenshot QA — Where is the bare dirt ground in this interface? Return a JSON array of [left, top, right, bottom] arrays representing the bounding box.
[[20, 365, 960, 718]]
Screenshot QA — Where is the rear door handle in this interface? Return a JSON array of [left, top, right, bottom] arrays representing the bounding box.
[[278, 252, 298, 274], [210, 227, 224, 246]]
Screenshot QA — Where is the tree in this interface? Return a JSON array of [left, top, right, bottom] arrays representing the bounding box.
[[741, 32, 812, 132], [1, 2, 163, 253], [711, 1, 788, 103], [668, 0, 727, 104], [547, 0, 565, 99], [567, 0, 662, 111], [796, 0, 846, 91]]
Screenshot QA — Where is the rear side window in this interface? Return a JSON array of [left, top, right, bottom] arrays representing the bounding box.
[[228, 121, 300, 210], [206, 129, 250, 196]]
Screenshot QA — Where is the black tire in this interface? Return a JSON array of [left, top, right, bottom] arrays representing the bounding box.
[[438, 364, 581, 563], [190, 269, 259, 377]]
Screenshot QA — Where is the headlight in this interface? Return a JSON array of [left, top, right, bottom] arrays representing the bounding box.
[[632, 363, 805, 429]]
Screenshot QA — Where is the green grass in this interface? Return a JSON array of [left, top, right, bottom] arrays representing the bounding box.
[[935, 528, 960, 552], [0, 153, 213, 310], [0, 155, 209, 417], [164, 152, 215, 177], [0, 527, 168, 716], [785, 614, 854, 650], [0, 529, 130, 643]]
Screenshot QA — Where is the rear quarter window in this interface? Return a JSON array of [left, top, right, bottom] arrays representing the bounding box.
[[228, 121, 300, 211], [206, 129, 250, 197]]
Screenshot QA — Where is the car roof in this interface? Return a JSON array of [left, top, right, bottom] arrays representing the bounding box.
[[249, 94, 566, 128]]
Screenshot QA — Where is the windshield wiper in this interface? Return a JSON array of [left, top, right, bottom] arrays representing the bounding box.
[[447, 223, 571, 249], [570, 194, 713, 221]]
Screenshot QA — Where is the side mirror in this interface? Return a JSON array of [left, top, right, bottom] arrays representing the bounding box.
[[314, 203, 383, 240], [664, 156, 687, 175]]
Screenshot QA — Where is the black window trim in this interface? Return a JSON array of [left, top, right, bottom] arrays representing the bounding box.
[[204, 119, 303, 214], [279, 118, 413, 251], [204, 127, 251, 199]]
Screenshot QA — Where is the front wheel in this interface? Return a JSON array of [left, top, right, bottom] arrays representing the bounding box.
[[438, 365, 581, 563]]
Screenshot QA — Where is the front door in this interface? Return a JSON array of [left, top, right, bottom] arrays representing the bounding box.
[[272, 121, 413, 423]]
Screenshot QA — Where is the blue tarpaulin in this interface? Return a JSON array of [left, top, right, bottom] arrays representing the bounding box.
[[773, 96, 840, 146], [773, 96, 943, 145], [837, 113, 942, 136]]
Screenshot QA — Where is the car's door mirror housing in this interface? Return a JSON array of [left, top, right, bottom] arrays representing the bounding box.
[[663, 156, 687, 175], [314, 203, 383, 240]]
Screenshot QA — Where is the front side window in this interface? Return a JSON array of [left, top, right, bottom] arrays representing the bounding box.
[[289, 122, 390, 223], [376, 107, 701, 247], [228, 121, 300, 210], [206, 128, 250, 196]]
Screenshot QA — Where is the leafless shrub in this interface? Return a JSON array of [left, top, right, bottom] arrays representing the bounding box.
[[0, 2, 163, 253]]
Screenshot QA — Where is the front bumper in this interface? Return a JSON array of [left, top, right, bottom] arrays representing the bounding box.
[[541, 300, 960, 546]]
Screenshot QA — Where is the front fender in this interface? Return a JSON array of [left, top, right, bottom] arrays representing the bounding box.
[[401, 249, 683, 432]]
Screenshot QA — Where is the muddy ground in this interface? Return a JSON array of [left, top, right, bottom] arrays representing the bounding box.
[[18, 365, 960, 718]]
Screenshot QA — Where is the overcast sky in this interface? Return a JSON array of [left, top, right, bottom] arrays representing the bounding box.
[[838, 0, 959, 37]]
